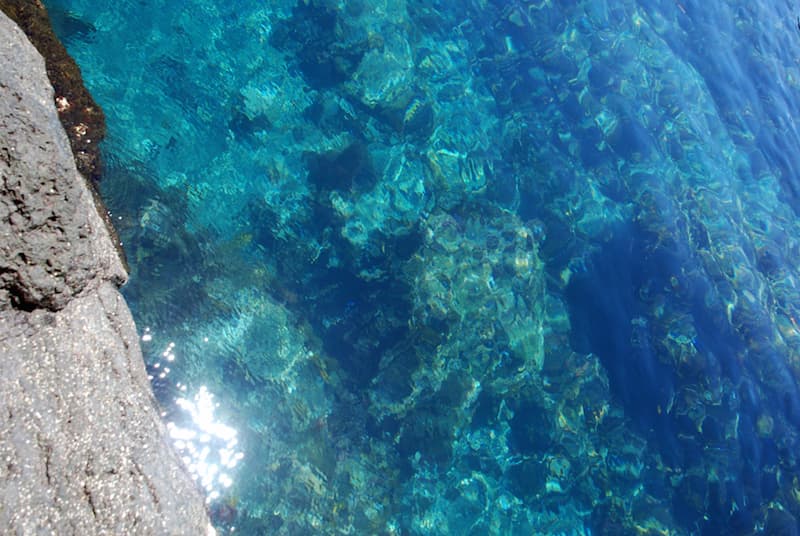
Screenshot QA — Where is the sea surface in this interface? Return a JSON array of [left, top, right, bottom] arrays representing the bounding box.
[[44, 0, 800, 533]]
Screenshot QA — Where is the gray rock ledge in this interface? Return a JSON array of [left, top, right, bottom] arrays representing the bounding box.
[[0, 11, 211, 534]]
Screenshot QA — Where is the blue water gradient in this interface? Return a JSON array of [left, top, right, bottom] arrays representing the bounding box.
[[44, 0, 800, 533]]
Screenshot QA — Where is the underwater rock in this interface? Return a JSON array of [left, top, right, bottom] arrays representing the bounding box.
[[269, 0, 370, 89], [0, 12, 210, 533], [349, 34, 415, 112]]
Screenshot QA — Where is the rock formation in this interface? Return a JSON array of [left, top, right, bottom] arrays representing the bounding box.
[[0, 11, 211, 534], [0, 0, 106, 182]]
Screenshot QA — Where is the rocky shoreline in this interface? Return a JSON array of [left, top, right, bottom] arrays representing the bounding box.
[[0, 9, 210, 533], [0, 0, 105, 182]]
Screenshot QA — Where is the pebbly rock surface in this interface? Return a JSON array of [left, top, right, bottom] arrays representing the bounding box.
[[0, 11, 211, 534]]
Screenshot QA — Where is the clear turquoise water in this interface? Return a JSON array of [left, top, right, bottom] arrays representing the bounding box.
[[45, 0, 800, 533]]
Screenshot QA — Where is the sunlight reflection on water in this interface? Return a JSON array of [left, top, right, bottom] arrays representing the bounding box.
[[145, 334, 244, 503]]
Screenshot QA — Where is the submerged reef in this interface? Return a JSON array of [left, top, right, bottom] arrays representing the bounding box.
[[55, 0, 800, 533]]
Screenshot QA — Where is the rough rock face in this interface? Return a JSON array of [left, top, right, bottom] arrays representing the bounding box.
[[0, 0, 106, 181], [0, 11, 211, 534]]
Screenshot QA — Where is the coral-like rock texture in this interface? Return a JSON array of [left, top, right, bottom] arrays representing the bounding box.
[[0, 11, 210, 534]]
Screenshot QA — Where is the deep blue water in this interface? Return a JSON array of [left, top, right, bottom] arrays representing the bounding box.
[[44, 0, 800, 533]]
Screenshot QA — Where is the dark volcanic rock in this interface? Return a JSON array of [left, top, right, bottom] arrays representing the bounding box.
[[0, 9, 119, 312], [0, 11, 211, 534]]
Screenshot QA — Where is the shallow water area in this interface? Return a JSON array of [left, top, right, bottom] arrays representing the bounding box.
[[45, 0, 800, 533]]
